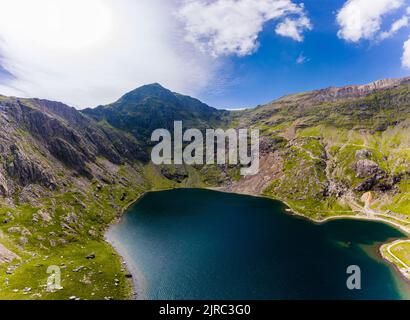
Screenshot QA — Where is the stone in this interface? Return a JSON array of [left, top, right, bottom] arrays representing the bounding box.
[[86, 253, 96, 260], [355, 149, 372, 159], [36, 210, 53, 223], [21, 228, 32, 236], [0, 243, 20, 264], [63, 212, 78, 225], [7, 227, 21, 234], [72, 266, 84, 273], [19, 237, 28, 246], [88, 229, 97, 237]]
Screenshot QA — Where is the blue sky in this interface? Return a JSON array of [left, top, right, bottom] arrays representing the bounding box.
[[0, 0, 409, 109], [201, 0, 410, 109]]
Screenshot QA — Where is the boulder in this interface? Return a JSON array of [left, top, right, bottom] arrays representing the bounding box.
[[0, 243, 20, 264], [355, 159, 383, 178], [0, 171, 9, 196], [7, 227, 21, 234], [86, 253, 96, 260]]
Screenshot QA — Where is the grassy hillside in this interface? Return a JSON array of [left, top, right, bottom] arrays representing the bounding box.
[[229, 79, 410, 220]]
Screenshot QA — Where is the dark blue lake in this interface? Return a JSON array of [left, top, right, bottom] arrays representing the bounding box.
[[107, 189, 410, 300]]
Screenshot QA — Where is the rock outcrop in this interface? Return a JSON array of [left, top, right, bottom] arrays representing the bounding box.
[[0, 243, 19, 264], [355, 159, 383, 179], [0, 96, 148, 203]]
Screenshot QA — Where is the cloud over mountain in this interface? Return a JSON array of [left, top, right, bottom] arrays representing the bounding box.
[[0, 0, 215, 108]]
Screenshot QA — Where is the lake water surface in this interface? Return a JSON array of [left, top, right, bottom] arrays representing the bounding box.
[[107, 189, 410, 300]]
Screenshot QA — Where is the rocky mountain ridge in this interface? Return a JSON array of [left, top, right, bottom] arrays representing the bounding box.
[[315, 77, 410, 100], [276, 77, 410, 104]]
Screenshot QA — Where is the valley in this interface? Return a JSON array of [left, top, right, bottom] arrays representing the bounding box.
[[0, 77, 409, 299]]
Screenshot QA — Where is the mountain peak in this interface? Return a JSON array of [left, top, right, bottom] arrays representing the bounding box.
[[117, 83, 174, 104], [137, 82, 167, 91], [146, 82, 165, 88]]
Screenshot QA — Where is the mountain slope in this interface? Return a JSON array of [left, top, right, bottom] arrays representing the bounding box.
[[82, 83, 231, 142], [227, 77, 410, 220], [0, 95, 149, 299]]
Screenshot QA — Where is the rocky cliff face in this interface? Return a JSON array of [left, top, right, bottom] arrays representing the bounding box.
[[0, 94, 151, 300], [313, 77, 410, 101], [0, 96, 147, 200]]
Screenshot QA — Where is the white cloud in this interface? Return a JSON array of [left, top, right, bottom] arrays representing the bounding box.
[[275, 16, 312, 42], [177, 0, 312, 57], [296, 52, 309, 64], [379, 15, 409, 40], [0, 0, 216, 108], [336, 0, 405, 42], [336, 0, 410, 69], [403, 37, 410, 68]]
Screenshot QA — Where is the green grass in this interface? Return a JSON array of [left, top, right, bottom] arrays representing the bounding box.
[[390, 242, 410, 267], [0, 178, 145, 300], [0, 240, 132, 300], [381, 241, 410, 280]]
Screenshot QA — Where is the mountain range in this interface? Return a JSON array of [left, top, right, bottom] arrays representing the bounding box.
[[0, 77, 409, 299]]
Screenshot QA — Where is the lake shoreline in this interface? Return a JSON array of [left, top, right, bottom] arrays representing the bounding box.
[[105, 187, 410, 299], [212, 188, 410, 236], [104, 188, 178, 299], [104, 192, 149, 299], [105, 227, 148, 300], [215, 188, 410, 284]]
